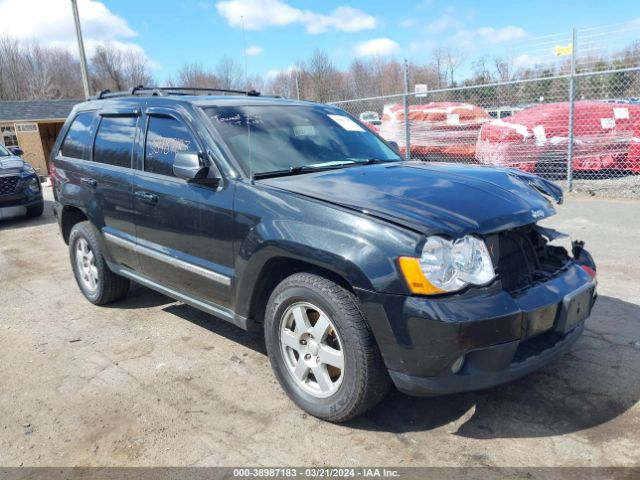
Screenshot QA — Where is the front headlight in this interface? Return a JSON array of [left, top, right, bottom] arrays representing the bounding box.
[[399, 235, 496, 295], [26, 177, 40, 193]]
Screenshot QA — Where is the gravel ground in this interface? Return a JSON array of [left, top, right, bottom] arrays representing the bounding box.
[[569, 174, 640, 199], [0, 186, 639, 469]]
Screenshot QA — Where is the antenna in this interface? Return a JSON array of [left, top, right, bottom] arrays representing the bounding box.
[[241, 15, 254, 181]]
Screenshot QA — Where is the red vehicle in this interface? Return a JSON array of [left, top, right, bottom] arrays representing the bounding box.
[[379, 102, 489, 159], [476, 101, 640, 174]]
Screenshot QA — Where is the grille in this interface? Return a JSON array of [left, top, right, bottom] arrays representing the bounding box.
[[0, 175, 19, 195], [495, 227, 569, 295]]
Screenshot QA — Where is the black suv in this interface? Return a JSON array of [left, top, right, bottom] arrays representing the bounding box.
[[52, 87, 597, 422], [0, 144, 44, 220]]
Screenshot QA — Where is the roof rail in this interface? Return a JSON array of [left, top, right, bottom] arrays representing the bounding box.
[[89, 85, 261, 101]]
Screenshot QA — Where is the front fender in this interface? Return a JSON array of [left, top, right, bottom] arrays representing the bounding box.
[[233, 215, 420, 318]]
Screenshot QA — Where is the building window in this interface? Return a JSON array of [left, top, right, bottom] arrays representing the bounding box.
[[1, 125, 19, 147]]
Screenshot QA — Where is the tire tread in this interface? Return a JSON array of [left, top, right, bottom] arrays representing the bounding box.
[[266, 272, 390, 422]]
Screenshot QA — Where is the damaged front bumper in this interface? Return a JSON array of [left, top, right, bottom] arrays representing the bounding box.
[[357, 257, 597, 397]]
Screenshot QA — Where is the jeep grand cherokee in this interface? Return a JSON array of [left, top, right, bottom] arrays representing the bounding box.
[[51, 87, 597, 422]]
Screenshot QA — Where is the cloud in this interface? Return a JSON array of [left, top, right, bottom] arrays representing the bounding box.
[[354, 38, 400, 57], [477, 26, 526, 43], [0, 0, 158, 67], [215, 0, 376, 34], [427, 14, 462, 33], [400, 19, 419, 28], [245, 45, 263, 56]]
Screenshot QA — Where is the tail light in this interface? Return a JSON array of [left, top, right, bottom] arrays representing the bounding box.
[[49, 161, 57, 191]]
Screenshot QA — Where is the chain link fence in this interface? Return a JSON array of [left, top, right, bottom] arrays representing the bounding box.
[[320, 27, 640, 197]]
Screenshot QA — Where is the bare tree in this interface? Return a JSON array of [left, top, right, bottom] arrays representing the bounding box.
[[91, 44, 125, 91], [215, 56, 244, 90], [472, 54, 493, 84], [300, 49, 346, 103], [171, 62, 220, 88], [90, 43, 154, 92], [493, 56, 513, 82], [431, 47, 449, 88], [124, 50, 153, 87], [444, 47, 466, 86]]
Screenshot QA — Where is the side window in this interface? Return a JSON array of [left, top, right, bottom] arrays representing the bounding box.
[[60, 112, 95, 160], [93, 116, 137, 168], [144, 116, 198, 177]]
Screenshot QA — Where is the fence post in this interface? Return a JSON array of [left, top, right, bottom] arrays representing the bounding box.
[[567, 27, 577, 191], [403, 59, 411, 161]]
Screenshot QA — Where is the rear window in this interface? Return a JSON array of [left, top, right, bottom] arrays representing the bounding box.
[[93, 116, 137, 168], [60, 112, 95, 160]]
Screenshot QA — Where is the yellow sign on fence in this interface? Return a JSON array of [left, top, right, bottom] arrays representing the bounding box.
[[555, 43, 573, 56]]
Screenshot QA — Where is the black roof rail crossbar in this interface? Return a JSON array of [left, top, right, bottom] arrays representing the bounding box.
[[89, 85, 260, 100], [149, 87, 261, 96]]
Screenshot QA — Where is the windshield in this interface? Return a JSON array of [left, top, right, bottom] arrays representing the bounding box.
[[0, 144, 10, 156], [202, 105, 401, 176]]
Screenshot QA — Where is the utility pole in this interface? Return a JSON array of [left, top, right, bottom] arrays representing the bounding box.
[[70, 0, 91, 98]]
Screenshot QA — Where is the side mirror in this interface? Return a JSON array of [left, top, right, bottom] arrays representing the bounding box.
[[8, 146, 24, 156], [173, 151, 218, 185], [387, 141, 400, 153]]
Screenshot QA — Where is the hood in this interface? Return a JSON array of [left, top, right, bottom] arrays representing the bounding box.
[[259, 162, 563, 236], [0, 155, 27, 175]]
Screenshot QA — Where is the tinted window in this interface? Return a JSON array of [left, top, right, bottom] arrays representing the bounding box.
[[144, 116, 198, 177], [202, 106, 400, 175], [93, 116, 137, 168], [60, 112, 95, 160]]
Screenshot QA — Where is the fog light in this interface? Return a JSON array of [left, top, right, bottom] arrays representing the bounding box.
[[451, 355, 465, 374]]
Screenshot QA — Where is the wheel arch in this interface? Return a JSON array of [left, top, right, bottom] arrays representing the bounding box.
[[243, 254, 360, 326], [60, 205, 88, 244]]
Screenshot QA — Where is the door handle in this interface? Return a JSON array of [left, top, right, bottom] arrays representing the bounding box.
[[80, 177, 97, 188], [134, 190, 158, 205]]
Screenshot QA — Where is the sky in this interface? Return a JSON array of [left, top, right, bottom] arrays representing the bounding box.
[[0, 0, 638, 82]]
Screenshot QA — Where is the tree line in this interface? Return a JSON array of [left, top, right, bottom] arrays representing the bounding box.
[[1, 35, 638, 108]]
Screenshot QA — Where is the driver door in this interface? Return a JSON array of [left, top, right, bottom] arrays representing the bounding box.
[[133, 108, 236, 308]]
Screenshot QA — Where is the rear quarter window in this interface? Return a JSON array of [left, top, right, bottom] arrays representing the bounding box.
[[60, 112, 96, 160], [93, 116, 137, 168]]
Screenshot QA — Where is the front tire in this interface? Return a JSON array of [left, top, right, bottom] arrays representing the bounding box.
[[26, 201, 44, 217], [69, 221, 129, 305], [264, 272, 390, 422]]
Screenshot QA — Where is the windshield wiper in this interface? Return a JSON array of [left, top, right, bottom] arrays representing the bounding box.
[[253, 162, 354, 179], [358, 158, 397, 165], [252, 159, 398, 179]]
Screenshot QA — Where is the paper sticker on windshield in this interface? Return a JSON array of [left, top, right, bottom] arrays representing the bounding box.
[[328, 114, 365, 132], [293, 125, 316, 137], [614, 107, 629, 119]]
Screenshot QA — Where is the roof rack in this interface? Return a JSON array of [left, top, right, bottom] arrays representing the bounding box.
[[90, 85, 261, 100]]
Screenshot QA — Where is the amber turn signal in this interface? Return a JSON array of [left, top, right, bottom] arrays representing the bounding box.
[[398, 256, 445, 295]]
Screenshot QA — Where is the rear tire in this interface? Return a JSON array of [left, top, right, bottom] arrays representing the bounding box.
[[69, 221, 129, 305], [264, 272, 390, 422]]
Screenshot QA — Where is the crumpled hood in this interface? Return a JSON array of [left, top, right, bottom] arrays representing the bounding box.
[[0, 156, 26, 175], [259, 162, 563, 236]]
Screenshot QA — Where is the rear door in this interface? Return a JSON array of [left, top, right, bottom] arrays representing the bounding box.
[[133, 107, 235, 308], [55, 109, 138, 269], [89, 108, 140, 270]]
